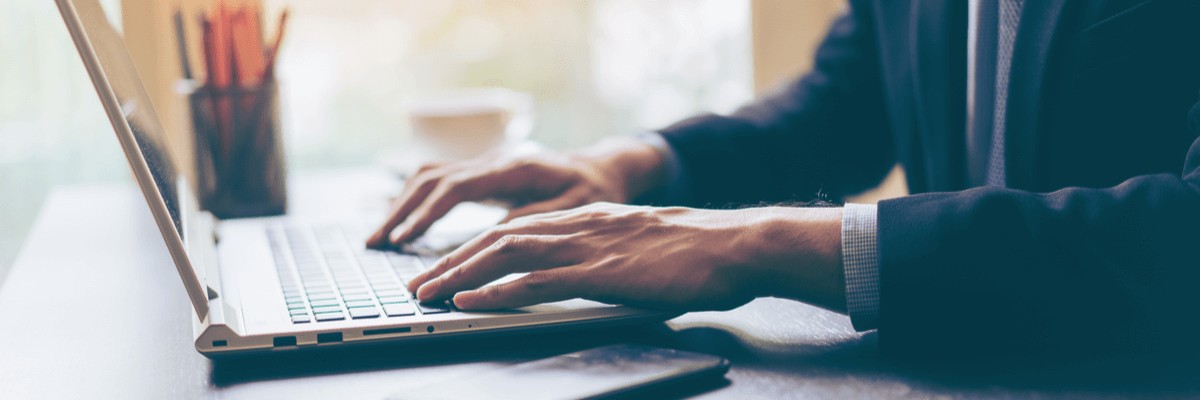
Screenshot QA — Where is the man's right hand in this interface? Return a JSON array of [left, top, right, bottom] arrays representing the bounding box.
[[366, 138, 667, 248]]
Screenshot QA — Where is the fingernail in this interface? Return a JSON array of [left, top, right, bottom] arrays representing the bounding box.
[[389, 225, 410, 244], [452, 292, 474, 310], [416, 281, 438, 301]]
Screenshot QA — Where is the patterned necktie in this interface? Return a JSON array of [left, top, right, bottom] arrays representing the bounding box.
[[987, 0, 1023, 187]]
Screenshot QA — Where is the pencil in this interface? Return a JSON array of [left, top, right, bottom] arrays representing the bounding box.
[[172, 10, 193, 80]]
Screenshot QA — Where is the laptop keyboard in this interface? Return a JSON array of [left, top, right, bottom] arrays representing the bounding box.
[[266, 224, 453, 324]]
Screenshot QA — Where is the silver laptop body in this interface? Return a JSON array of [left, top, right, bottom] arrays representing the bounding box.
[[56, 0, 670, 358]]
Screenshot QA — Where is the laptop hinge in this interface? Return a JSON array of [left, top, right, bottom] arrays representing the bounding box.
[[191, 210, 224, 302]]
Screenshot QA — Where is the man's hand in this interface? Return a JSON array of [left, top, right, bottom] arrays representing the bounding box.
[[367, 138, 666, 248], [406, 203, 847, 313]]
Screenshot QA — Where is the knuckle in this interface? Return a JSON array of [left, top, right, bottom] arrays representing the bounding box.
[[507, 157, 543, 173], [416, 162, 440, 173], [501, 213, 534, 227], [440, 173, 470, 192], [480, 226, 509, 245], [493, 235, 526, 255], [431, 180, 469, 203], [442, 266, 466, 283], [506, 213, 537, 226], [408, 175, 438, 192], [480, 284, 504, 300], [425, 257, 450, 274], [569, 194, 593, 209], [621, 207, 657, 223], [580, 202, 605, 210], [520, 272, 559, 292]]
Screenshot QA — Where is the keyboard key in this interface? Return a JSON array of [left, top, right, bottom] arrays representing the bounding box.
[[363, 276, 390, 283], [417, 301, 452, 314], [292, 315, 311, 324], [349, 307, 380, 319], [369, 281, 402, 288], [343, 294, 371, 302], [383, 303, 416, 317], [312, 305, 341, 314], [310, 299, 339, 308], [345, 300, 376, 309], [378, 296, 409, 304], [308, 294, 337, 301], [287, 303, 307, 311], [375, 289, 408, 298], [314, 312, 345, 322], [289, 308, 308, 316]]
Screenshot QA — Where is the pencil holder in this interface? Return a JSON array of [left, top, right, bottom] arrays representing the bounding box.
[[185, 79, 287, 219]]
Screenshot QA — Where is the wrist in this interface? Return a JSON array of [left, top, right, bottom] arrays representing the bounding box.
[[569, 137, 666, 202], [747, 207, 846, 312]]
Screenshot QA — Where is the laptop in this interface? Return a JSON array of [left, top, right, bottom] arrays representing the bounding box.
[[55, 0, 671, 357]]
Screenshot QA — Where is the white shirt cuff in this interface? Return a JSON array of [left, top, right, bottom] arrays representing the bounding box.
[[842, 203, 880, 331]]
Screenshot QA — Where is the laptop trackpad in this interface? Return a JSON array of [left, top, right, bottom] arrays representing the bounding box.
[[406, 202, 507, 253]]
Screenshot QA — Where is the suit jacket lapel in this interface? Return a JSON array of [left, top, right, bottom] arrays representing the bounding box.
[[910, 0, 968, 191], [1004, 0, 1071, 190]]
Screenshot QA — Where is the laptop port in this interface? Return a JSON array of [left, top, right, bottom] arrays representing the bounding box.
[[272, 336, 297, 347], [363, 327, 411, 336], [317, 332, 343, 344], [212, 340, 228, 347]]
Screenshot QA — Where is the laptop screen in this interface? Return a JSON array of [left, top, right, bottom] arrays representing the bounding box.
[[70, 0, 184, 237], [58, 0, 216, 320]]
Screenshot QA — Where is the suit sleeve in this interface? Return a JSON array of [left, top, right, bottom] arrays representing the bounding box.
[[656, 1, 894, 208], [876, 100, 1200, 358]]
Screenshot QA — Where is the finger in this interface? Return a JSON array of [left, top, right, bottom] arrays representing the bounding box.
[[387, 176, 475, 245], [452, 268, 588, 310], [501, 185, 592, 222], [415, 234, 579, 301], [415, 161, 447, 174], [405, 221, 577, 293], [510, 200, 614, 223], [367, 172, 445, 248], [405, 227, 505, 293]]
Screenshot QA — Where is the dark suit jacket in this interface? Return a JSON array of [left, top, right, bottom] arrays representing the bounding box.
[[656, 0, 1200, 358]]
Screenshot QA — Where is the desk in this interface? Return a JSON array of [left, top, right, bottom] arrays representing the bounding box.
[[2, 170, 1197, 399]]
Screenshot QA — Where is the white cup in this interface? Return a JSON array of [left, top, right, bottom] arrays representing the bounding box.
[[408, 88, 534, 160]]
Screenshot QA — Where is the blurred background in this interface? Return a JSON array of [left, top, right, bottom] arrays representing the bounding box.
[[0, 0, 867, 285]]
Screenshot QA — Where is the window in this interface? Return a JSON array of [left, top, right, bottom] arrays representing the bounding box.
[[264, 0, 751, 166], [0, 0, 129, 281], [0, 0, 751, 282]]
